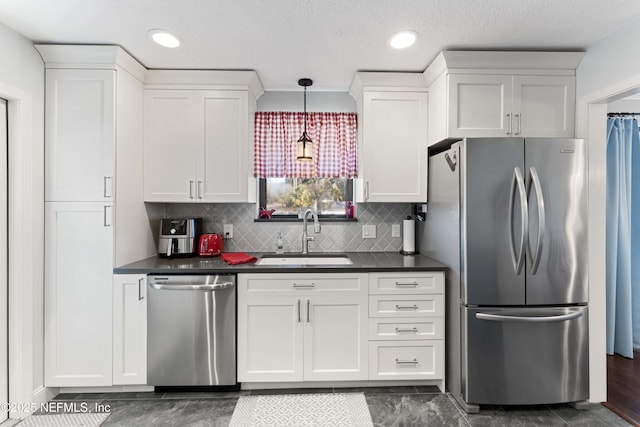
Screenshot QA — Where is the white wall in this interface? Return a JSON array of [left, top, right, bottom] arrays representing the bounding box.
[[577, 16, 640, 98], [0, 22, 45, 401], [257, 91, 355, 112]]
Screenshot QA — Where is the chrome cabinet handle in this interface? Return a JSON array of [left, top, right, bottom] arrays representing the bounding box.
[[138, 278, 144, 301], [307, 300, 310, 323], [395, 282, 418, 287], [395, 327, 419, 333], [189, 180, 194, 199], [506, 113, 512, 135], [293, 283, 315, 289], [476, 311, 582, 323], [197, 180, 203, 199], [508, 167, 527, 275], [528, 167, 545, 275], [515, 113, 522, 135], [395, 304, 418, 310], [365, 181, 370, 200], [395, 358, 419, 365], [297, 299, 301, 323], [103, 176, 112, 198], [103, 205, 112, 227]]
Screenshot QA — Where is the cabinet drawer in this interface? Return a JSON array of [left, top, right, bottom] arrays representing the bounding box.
[[239, 273, 368, 295], [368, 340, 444, 380], [369, 295, 444, 317], [368, 318, 444, 341], [369, 272, 444, 295]]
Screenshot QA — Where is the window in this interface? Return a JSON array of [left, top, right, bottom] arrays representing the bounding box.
[[258, 177, 353, 219], [254, 111, 357, 220]]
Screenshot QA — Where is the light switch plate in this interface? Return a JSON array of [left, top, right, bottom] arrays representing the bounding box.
[[391, 224, 401, 238], [362, 224, 376, 239], [223, 224, 234, 239]]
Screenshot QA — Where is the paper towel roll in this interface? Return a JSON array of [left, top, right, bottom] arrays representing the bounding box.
[[402, 219, 415, 254]]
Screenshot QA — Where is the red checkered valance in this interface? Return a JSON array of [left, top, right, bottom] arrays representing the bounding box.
[[254, 112, 358, 178]]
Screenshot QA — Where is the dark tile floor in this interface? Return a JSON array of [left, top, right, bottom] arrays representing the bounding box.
[[28, 386, 630, 427]]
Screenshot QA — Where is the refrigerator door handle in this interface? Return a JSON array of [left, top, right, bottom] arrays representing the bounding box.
[[509, 167, 528, 275], [476, 311, 582, 323], [527, 167, 546, 275]]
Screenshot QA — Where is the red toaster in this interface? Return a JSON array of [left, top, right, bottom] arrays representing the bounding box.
[[198, 234, 224, 256]]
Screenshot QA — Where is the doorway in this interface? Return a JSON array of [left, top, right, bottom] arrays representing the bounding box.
[[0, 98, 8, 423], [601, 95, 640, 425]]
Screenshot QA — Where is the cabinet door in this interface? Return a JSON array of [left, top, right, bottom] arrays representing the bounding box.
[[513, 75, 575, 138], [45, 202, 113, 386], [238, 296, 304, 382], [113, 274, 147, 385], [303, 295, 368, 381], [448, 74, 512, 138], [143, 90, 200, 202], [362, 91, 427, 202], [45, 69, 115, 201], [200, 91, 249, 202]]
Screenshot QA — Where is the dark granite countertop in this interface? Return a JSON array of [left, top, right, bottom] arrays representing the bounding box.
[[113, 252, 447, 274]]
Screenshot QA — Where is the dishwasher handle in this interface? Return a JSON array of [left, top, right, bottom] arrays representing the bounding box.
[[149, 282, 234, 291]]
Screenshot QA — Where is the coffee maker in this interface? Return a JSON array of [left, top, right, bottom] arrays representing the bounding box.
[[158, 218, 202, 257]]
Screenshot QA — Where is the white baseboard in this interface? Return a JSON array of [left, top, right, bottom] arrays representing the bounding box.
[[61, 385, 154, 394], [241, 379, 444, 391]]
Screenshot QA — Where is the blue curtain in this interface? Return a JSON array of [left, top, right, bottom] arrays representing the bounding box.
[[606, 116, 640, 358]]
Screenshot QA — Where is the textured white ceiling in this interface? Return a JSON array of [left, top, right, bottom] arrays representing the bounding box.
[[1, 0, 640, 91]]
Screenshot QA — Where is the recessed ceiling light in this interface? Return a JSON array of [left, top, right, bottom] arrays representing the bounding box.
[[148, 30, 181, 48], [390, 31, 417, 49]]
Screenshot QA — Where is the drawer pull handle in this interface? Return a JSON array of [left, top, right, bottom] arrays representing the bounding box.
[[395, 282, 419, 287], [395, 358, 419, 365], [395, 327, 419, 333], [293, 283, 315, 289], [395, 304, 419, 310]]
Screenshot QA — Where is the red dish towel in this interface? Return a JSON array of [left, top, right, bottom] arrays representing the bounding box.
[[221, 252, 257, 265]]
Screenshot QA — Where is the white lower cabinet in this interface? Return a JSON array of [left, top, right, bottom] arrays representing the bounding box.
[[113, 274, 147, 385], [369, 340, 444, 380], [368, 272, 446, 390], [237, 273, 368, 383], [44, 202, 114, 387]]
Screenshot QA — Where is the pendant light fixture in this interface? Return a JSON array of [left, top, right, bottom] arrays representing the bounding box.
[[297, 78, 313, 162]]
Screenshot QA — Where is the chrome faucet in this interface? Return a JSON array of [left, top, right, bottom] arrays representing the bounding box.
[[301, 208, 321, 254]]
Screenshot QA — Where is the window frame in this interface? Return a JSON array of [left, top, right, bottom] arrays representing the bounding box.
[[257, 177, 355, 221]]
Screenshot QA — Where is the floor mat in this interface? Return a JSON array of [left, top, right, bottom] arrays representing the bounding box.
[[229, 393, 373, 427]]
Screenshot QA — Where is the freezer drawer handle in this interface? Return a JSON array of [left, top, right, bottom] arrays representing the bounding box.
[[395, 327, 419, 333], [508, 167, 528, 275], [149, 282, 234, 291], [395, 304, 419, 310], [527, 167, 546, 275], [475, 311, 582, 323], [395, 358, 419, 365], [395, 281, 419, 287]]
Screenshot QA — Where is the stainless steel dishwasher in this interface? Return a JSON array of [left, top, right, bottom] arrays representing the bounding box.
[[147, 274, 236, 386]]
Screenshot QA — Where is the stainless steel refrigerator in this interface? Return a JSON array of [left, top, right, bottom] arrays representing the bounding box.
[[417, 138, 589, 413]]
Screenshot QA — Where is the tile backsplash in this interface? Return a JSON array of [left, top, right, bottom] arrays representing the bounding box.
[[163, 203, 411, 253]]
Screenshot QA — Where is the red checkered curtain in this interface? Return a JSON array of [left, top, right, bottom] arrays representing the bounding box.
[[254, 112, 357, 178]]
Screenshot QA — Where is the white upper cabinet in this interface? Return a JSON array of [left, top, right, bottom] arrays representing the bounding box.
[[350, 73, 428, 203], [201, 91, 249, 201], [424, 51, 584, 145], [45, 69, 115, 201], [144, 90, 200, 201], [143, 70, 262, 203], [513, 75, 575, 137]]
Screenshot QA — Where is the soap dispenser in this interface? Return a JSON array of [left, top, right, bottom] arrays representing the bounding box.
[[276, 231, 284, 254]]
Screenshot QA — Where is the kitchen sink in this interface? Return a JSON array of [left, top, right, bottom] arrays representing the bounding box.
[[255, 254, 353, 266]]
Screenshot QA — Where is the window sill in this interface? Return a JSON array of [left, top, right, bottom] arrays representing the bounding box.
[[254, 217, 358, 223]]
